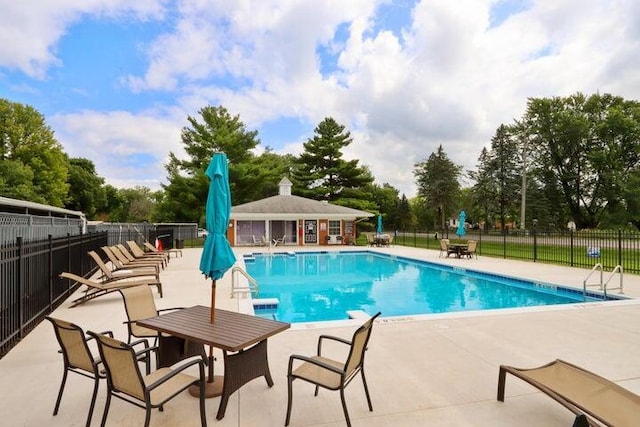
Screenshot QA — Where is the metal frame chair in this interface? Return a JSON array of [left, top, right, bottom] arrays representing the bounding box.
[[88, 331, 206, 427], [46, 317, 149, 427], [285, 312, 381, 427]]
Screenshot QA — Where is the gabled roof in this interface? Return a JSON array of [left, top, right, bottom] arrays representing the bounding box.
[[231, 194, 374, 220]]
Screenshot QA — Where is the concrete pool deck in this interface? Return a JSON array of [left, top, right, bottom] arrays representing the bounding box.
[[2, 245, 640, 426]]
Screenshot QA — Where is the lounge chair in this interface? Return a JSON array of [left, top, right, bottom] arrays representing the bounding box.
[[60, 272, 162, 306], [115, 244, 165, 270], [460, 240, 478, 259], [497, 359, 640, 426], [285, 312, 381, 427], [143, 241, 182, 258], [100, 246, 160, 275], [126, 240, 169, 266], [87, 331, 207, 427], [439, 239, 450, 257], [88, 250, 160, 284]]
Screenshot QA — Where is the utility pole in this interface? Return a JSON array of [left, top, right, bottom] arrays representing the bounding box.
[[520, 135, 528, 230]]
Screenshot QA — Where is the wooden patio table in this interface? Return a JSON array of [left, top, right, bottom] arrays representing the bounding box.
[[137, 305, 290, 420], [447, 243, 468, 258]]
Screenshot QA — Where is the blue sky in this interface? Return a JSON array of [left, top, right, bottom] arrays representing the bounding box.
[[1, 0, 639, 197]]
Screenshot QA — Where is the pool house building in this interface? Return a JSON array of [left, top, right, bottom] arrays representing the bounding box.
[[228, 177, 374, 247]]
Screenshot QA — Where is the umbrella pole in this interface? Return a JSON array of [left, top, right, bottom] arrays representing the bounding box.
[[210, 279, 216, 323]]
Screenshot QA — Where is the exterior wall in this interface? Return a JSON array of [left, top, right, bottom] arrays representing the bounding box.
[[227, 219, 236, 246]]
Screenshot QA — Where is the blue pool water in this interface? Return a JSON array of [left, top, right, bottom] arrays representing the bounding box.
[[244, 251, 617, 323]]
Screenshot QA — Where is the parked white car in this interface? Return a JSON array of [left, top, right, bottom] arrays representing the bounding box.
[[197, 228, 208, 238]]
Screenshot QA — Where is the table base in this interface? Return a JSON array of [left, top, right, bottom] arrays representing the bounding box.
[[189, 375, 223, 398], [216, 339, 274, 420]]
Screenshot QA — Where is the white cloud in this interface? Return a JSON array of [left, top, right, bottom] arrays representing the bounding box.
[[0, 0, 166, 79], [51, 109, 182, 190], [3, 0, 640, 198]]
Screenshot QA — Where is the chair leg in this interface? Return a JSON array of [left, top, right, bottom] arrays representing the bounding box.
[[53, 368, 68, 415], [199, 379, 207, 427], [314, 384, 320, 396], [339, 387, 352, 427], [100, 391, 112, 427], [360, 369, 373, 411], [285, 376, 294, 426], [85, 376, 100, 427], [144, 406, 151, 427]]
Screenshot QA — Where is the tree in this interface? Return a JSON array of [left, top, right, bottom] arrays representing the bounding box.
[[160, 105, 263, 221], [470, 125, 521, 231], [519, 93, 640, 229], [414, 145, 462, 229], [291, 117, 375, 210], [109, 187, 156, 223], [66, 158, 106, 219], [0, 99, 69, 206]]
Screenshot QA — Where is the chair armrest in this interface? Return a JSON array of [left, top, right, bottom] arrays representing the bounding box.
[[288, 354, 344, 375], [134, 344, 158, 359], [130, 338, 150, 350], [86, 330, 114, 341], [317, 334, 351, 355], [146, 357, 205, 390]]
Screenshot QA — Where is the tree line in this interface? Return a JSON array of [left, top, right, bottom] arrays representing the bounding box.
[[1, 92, 639, 232]]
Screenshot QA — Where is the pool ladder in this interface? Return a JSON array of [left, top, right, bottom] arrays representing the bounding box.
[[230, 266, 259, 298], [583, 263, 624, 300]]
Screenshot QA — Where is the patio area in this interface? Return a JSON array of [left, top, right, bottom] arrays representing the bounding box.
[[2, 245, 640, 426]]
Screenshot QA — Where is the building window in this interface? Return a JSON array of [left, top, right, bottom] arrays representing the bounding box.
[[328, 220, 341, 235]]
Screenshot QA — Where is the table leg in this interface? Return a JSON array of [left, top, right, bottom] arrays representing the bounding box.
[[216, 339, 273, 420]]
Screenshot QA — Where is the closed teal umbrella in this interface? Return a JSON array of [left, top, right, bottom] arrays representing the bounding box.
[[199, 152, 236, 323], [457, 210, 467, 238], [377, 214, 383, 234]]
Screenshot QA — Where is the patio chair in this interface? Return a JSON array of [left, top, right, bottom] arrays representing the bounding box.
[[497, 359, 640, 427], [60, 272, 163, 306], [45, 317, 150, 427], [119, 284, 206, 367], [87, 331, 207, 427], [273, 235, 287, 246], [285, 312, 381, 427], [439, 239, 450, 257], [88, 250, 161, 284], [100, 246, 161, 275], [252, 235, 267, 246], [126, 240, 169, 266], [366, 234, 375, 247], [461, 240, 478, 259]]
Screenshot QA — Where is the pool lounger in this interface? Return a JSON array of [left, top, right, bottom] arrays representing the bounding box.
[[497, 359, 640, 426]]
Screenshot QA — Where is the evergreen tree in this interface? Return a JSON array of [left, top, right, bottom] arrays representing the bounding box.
[[414, 145, 462, 229], [291, 117, 375, 210]]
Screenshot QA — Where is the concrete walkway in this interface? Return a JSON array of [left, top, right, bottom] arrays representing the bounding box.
[[1, 245, 640, 426]]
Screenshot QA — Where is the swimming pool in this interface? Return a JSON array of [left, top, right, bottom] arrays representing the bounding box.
[[244, 251, 620, 323]]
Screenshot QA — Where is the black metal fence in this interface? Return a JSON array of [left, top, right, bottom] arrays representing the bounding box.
[[0, 232, 109, 358], [392, 228, 640, 275]]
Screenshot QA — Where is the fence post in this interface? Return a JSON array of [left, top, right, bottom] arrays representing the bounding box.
[[570, 230, 574, 267], [533, 220, 538, 262], [618, 229, 623, 268], [17, 236, 25, 339], [48, 235, 53, 311]]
